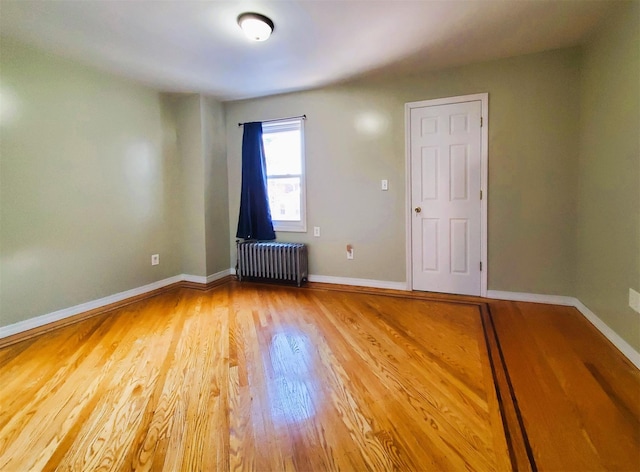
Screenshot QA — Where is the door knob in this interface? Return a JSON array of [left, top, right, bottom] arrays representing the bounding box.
[[414, 207, 422, 213]]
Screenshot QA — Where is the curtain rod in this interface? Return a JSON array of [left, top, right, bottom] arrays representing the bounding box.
[[238, 114, 306, 127]]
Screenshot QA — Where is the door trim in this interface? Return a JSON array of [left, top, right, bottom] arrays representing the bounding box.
[[404, 93, 488, 296]]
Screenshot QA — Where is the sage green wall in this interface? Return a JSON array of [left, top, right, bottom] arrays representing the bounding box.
[[226, 88, 406, 282], [202, 96, 230, 275], [170, 94, 230, 278], [577, 2, 640, 351], [225, 48, 581, 293], [173, 94, 207, 277], [0, 38, 182, 326]]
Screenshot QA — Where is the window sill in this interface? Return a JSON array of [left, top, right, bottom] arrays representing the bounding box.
[[273, 222, 307, 233]]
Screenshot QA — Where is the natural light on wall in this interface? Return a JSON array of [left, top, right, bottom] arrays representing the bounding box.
[[354, 111, 390, 136], [124, 140, 161, 220], [0, 86, 20, 127]]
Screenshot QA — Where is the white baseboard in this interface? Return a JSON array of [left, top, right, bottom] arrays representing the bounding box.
[[487, 290, 640, 370], [182, 274, 207, 284], [207, 269, 232, 284], [573, 299, 640, 370], [307, 274, 407, 291], [0, 270, 234, 341], [180, 270, 234, 285], [230, 267, 407, 291], [487, 290, 575, 306], [0, 274, 183, 340]]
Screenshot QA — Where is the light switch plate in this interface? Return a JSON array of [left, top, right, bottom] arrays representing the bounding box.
[[381, 179, 388, 191]]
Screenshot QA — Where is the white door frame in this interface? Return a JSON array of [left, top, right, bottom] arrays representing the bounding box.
[[404, 93, 489, 297]]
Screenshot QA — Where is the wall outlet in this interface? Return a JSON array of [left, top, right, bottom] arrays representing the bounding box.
[[630, 288, 640, 314], [151, 254, 160, 266], [313, 226, 321, 237], [381, 179, 388, 191], [347, 246, 354, 260]]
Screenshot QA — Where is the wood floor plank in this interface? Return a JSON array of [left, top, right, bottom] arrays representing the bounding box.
[[306, 289, 510, 470], [550, 306, 640, 422], [490, 300, 640, 471], [53, 297, 176, 471], [482, 304, 534, 472], [304, 290, 447, 470], [0, 301, 154, 470], [527, 304, 638, 467], [0, 281, 637, 471], [0, 315, 110, 435]]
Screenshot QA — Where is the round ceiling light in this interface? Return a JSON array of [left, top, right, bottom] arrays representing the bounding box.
[[237, 13, 274, 42]]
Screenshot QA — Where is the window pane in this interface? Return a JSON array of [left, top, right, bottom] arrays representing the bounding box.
[[263, 130, 301, 175], [268, 177, 301, 221]]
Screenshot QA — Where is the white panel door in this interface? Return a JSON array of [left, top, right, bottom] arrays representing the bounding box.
[[410, 100, 482, 295]]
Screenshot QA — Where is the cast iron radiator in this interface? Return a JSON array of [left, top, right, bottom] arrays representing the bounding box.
[[236, 241, 308, 287]]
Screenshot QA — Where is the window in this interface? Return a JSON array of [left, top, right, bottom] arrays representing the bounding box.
[[262, 118, 306, 232]]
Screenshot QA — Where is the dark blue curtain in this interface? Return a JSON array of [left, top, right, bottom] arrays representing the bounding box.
[[236, 122, 276, 240]]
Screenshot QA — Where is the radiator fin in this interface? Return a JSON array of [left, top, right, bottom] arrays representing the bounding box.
[[236, 241, 308, 287]]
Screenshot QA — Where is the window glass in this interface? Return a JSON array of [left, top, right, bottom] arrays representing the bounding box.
[[263, 130, 301, 175], [262, 119, 306, 232]]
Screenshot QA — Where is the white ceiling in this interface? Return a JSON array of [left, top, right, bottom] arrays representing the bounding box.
[[0, 0, 618, 101]]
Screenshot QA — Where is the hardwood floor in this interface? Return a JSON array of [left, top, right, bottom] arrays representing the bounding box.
[[490, 301, 640, 471], [0, 281, 638, 471]]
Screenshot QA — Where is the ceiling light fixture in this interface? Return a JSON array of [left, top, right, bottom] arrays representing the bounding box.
[[237, 13, 274, 42]]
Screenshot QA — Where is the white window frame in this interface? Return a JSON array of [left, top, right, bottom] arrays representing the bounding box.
[[262, 118, 307, 233]]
